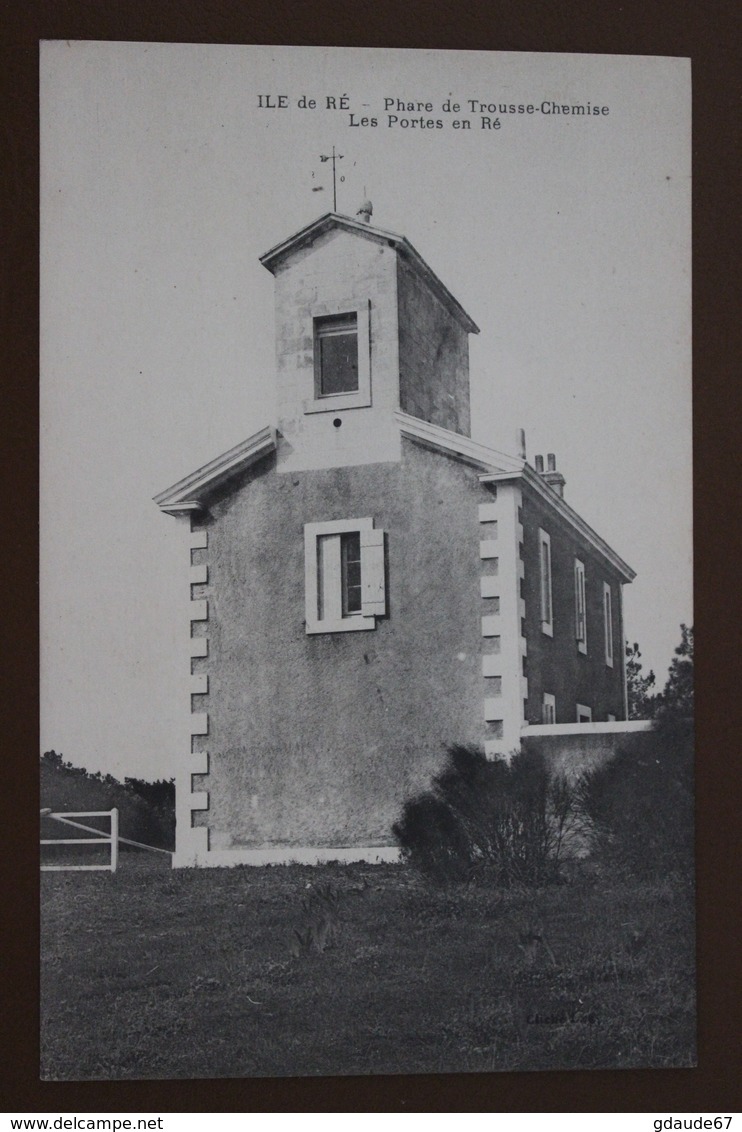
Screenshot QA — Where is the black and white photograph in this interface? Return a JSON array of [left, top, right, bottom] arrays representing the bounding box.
[[40, 42, 694, 1080]]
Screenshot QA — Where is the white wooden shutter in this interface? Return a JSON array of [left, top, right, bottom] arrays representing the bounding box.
[[360, 528, 386, 616]]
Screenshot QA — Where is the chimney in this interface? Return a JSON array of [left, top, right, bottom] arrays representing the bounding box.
[[540, 452, 566, 498], [357, 199, 373, 224], [516, 428, 527, 460]]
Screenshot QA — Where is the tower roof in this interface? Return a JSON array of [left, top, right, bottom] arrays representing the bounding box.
[[259, 212, 479, 335]]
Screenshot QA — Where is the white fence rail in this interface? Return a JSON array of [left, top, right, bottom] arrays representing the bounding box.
[[41, 808, 119, 872]]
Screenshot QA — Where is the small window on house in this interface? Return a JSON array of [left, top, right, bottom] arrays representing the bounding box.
[[574, 558, 587, 654], [577, 704, 593, 723], [315, 313, 359, 397], [305, 518, 385, 634], [539, 529, 553, 636], [603, 582, 614, 667], [542, 693, 556, 725]]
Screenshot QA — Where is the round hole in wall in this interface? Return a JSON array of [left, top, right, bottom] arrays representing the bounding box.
[[333, 417, 342, 428]]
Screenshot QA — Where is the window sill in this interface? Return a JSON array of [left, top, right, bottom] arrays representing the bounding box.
[[306, 615, 376, 635], [303, 390, 372, 414]]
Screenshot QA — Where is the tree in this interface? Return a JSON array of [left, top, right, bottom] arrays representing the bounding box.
[[656, 623, 694, 721], [625, 641, 657, 719], [577, 625, 695, 879]]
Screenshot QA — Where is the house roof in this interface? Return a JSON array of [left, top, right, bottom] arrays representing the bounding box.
[[153, 425, 276, 515], [394, 411, 523, 474], [259, 212, 480, 335], [395, 411, 635, 581], [479, 466, 636, 582]]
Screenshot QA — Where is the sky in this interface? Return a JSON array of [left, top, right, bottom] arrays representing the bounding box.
[[40, 43, 692, 779]]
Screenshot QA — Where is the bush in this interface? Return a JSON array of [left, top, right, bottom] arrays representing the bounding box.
[[40, 752, 175, 851], [575, 717, 694, 879], [392, 745, 577, 886]]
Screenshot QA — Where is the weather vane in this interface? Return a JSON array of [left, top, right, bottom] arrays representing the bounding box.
[[313, 147, 345, 212]]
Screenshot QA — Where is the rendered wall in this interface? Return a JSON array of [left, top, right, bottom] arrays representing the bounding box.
[[521, 486, 627, 724], [191, 438, 494, 851], [396, 256, 471, 436]]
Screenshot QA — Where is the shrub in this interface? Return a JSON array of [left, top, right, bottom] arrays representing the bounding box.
[[575, 717, 694, 879], [392, 745, 577, 886]]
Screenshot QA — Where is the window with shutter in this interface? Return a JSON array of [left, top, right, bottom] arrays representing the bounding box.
[[304, 518, 386, 634]]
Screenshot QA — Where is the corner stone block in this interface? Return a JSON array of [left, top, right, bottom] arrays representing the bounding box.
[[190, 674, 208, 695], [484, 698, 502, 721], [190, 599, 208, 622], [190, 531, 208, 549], [480, 575, 499, 599], [190, 751, 209, 775], [479, 540, 499, 559], [190, 637, 208, 658], [190, 564, 208, 585], [190, 712, 209, 736], [481, 615, 500, 637], [481, 653, 502, 677], [478, 503, 499, 523]]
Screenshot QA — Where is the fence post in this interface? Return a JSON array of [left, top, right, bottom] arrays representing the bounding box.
[[110, 808, 119, 873]]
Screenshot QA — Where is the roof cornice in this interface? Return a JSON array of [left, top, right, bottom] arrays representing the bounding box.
[[260, 213, 479, 335], [395, 410, 524, 473], [479, 465, 636, 582], [154, 426, 276, 515]]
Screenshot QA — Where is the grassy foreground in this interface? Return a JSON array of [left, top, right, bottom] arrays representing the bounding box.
[[41, 854, 695, 1079]]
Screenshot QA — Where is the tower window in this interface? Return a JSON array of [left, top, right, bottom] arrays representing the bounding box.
[[315, 313, 359, 396]]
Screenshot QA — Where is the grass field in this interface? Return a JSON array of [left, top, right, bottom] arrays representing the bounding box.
[[40, 853, 696, 1079]]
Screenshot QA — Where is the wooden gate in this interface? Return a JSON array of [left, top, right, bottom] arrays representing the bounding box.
[[41, 808, 119, 872]]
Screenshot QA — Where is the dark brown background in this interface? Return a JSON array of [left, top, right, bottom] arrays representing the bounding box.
[[3, 0, 740, 1114]]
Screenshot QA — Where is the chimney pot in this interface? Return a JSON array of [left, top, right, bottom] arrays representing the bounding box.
[[517, 429, 527, 460], [535, 454, 544, 473], [547, 453, 556, 471]]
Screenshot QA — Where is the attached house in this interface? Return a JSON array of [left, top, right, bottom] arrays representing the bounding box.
[[155, 205, 637, 867]]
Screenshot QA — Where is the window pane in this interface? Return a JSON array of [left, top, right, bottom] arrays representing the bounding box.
[[341, 531, 362, 614], [316, 314, 359, 395]]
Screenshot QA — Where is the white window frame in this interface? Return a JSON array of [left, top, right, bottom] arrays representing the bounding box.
[[539, 529, 553, 636], [603, 581, 614, 667], [574, 558, 587, 654], [304, 517, 385, 634], [304, 300, 371, 415], [576, 703, 593, 723], [542, 693, 556, 725]]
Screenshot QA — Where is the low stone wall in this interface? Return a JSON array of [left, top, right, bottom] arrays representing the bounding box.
[[521, 721, 654, 781]]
